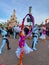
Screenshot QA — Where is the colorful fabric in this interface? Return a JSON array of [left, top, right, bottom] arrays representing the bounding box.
[[16, 14, 34, 58]]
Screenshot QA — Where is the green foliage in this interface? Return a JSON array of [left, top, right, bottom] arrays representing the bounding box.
[[0, 23, 7, 27]]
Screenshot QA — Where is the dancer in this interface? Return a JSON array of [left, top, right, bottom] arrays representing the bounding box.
[[0, 27, 11, 54], [13, 26, 17, 39], [16, 28, 33, 65], [39, 25, 46, 40], [16, 14, 34, 65], [13, 25, 21, 39], [32, 24, 39, 50]]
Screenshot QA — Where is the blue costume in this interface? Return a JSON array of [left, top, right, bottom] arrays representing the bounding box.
[[13, 26, 17, 39], [32, 24, 39, 50], [0, 27, 11, 54]]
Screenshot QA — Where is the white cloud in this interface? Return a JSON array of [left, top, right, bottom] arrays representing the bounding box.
[[0, 19, 7, 24], [0, 0, 49, 25]]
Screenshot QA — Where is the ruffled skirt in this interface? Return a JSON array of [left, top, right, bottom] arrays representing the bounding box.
[[15, 43, 33, 58], [40, 33, 46, 39]]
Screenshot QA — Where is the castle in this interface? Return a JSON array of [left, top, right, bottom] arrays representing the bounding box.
[[7, 9, 18, 28]]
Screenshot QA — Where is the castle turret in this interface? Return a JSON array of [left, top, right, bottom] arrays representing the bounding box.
[[7, 9, 18, 28]]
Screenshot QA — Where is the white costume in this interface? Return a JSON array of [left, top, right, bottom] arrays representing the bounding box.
[[32, 24, 39, 50], [13, 26, 21, 39], [16, 42, 33, 58]]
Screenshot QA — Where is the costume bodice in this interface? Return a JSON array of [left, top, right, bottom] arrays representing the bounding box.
[[43, 29, 46, 34], [19, 31, 25, 48]]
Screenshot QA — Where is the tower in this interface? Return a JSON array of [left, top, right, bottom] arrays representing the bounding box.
[[27, 6, 32, 25], [7, 9, 18, 28], [29, 6, 32, 14]]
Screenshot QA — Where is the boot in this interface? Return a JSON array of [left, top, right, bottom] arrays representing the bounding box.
[[6, 39, 11, 50], [32, 41, 34, 48], [33, 42, 37, 50]]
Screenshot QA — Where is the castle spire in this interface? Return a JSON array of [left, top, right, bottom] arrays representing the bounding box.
[[8, 9, 18, 27]]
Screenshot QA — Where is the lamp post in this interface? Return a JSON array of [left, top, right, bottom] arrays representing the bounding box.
[[29, 6, 32, 14], [29, 6, 32, 25]]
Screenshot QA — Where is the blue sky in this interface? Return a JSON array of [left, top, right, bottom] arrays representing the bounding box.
[[0, 0, 49, 25]]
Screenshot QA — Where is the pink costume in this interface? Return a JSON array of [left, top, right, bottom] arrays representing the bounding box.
[[16, 30, 33, 58], [16, 14, 34, 58], [19, 33, 25, 48], [40, 25, 46, 39], [43, 25, 46, 35], [43, 29, 46, 35]]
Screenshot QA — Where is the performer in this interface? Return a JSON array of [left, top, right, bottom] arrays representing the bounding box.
[[16, 14, 34, 65], [39, 25, 46, 40], [16, 28, 33, 65], [32, 24, 39, 50], [13, 26, 17, 39], [0, 27, 11, 54], [13, 25, 21, 39]]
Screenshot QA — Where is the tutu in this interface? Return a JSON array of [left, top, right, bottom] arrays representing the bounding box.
[[16, 43, 33, 58], [24, 43, 33, 54], [40, 33, 46, 39]]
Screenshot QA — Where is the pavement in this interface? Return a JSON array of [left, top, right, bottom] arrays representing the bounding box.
[[0, 35, 49, 65]]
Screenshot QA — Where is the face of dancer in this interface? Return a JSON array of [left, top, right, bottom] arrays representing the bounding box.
[[20, 29, 25, 36]]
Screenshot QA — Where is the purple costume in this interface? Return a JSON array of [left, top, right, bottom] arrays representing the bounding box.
[[16, 14, 34, 58], [19, 35, 25, 48]]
